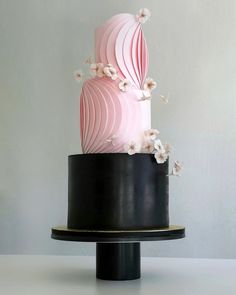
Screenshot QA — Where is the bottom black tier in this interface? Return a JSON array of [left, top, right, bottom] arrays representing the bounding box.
[[67, 154, 169, 230]]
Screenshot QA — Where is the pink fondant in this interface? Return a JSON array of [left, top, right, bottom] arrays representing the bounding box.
[[115, 18, 136, 83], [80, 13, 150, 153], [131, 25, 142, 85], [95, 14, 130, 63], [106, 17, 130, 78], [123, 23, 140, 87], [141, 32, 149, 86], [95, 13, 148, 88]]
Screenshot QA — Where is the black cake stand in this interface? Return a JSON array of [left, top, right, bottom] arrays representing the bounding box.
[[51, 154, 185, 280], [51, 225, 185, 280]]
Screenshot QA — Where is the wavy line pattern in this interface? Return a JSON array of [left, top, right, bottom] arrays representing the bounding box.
[[95, 13, 148, 88], [80, 13, 150, 153]]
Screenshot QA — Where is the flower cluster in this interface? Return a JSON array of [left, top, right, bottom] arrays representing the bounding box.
[[74, 62, 158, 101], [143, 129, 171, 164], [89, 62, 157, 99], [90, 62, 132, 92], [90, 63, 118, 80], [123, 128, 182, 176], [123, 128, 170, 164]]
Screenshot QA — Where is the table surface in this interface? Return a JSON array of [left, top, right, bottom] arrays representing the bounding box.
[[0, 255, 236, 295]]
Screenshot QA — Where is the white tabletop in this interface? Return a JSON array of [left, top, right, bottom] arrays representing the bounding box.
[[0, 255, 236, 295]]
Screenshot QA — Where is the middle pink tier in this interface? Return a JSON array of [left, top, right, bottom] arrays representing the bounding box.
[[80, 77, 151, 153]]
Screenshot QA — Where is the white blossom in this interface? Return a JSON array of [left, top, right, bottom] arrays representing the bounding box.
[[90, 63, 104, 77], [170, 161, 183, 176], [136, 8, 151, 24], [144, 77, 157, 92], [142, 140, 154, 153], [90, 63, 97, 75], [154, 139, 165, 152], [119, 79, 130, 92], [74, 69, 84, 82], [140, 90, 151, 101], [103, 64, 118, 80], [160, 94, 169, 104], [106, 135, 117, 146], [124, 141, 141, 155], [164, 143, 172, 155], [154, 150, 168, 164], [144, 129, 160, 141]]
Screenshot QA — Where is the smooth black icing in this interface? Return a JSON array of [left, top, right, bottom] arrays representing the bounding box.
[[67, 153, 169, 230]]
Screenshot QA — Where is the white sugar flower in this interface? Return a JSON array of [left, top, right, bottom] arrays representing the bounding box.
[[119, 79, 130, 92], [160, 93, 169, 104], [154, 150, 168, 164], [171, 161, 183, 176], [124, 141, 141, 155], [97, 63, 105, 77], [90, 63, 97, 75], [90, 63, 104, 77], [154, 139, 165, 152], [137, 8, 151, 24], [103, 64, 118, 80], [144, 77, 157, 92], [140, 90, 151, 101], [142, 140, 154, 153], [144, 129, 160, 140], [164, 143, 172, 155], [74, 69, 84, 82], [106, 135, 117, 146]]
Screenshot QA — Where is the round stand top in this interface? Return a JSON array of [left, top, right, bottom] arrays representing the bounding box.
[[51, 225, 185, 242]]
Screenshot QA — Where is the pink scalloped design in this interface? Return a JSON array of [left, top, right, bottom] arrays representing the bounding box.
[[80, 13, 150, 153], [95, 13, 148, 88], [80, 77, 151, 153]]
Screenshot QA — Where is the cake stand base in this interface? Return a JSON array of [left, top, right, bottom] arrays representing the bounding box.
[[51, 225, 185, 281], [96, 242, 140, 280]]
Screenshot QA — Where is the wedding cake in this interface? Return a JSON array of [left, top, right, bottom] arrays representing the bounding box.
[[67, 9, 181, 230]]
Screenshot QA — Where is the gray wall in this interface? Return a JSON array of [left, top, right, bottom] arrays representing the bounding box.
[[1, 0, 236, 258]]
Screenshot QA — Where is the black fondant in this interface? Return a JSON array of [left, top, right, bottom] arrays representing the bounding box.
[[67, 153, 169, 230]]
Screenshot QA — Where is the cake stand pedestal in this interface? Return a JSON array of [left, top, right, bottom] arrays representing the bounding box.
[[51, 225, 185, 281]]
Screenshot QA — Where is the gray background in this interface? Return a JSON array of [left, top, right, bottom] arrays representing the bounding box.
[[0, 0, 236, 258]]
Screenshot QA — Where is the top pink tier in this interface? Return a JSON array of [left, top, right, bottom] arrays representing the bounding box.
[[95, 13, 149, 89]]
